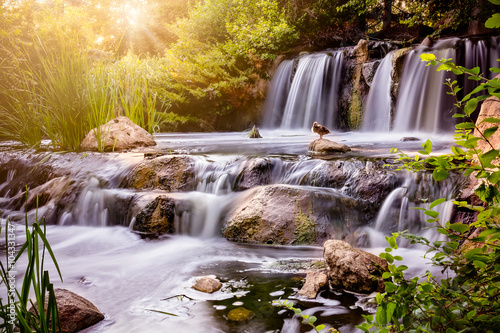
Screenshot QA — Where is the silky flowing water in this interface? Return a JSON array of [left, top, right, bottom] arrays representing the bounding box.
[[0, 130, 460, 333]]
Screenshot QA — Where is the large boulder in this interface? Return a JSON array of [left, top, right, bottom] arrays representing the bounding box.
[[323, 240, 388, 293], [309, 139, 351, 153], [122, 155, 196, 192], [223, 185, 362, 245], [474, 96, 500, 155], [31, 289, 104, 333], [80, 116, 156, 151], [133, 195, 176, 234]]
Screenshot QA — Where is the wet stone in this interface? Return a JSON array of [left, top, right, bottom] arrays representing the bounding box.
[[226, 307, 255, 322], [192, 276, 222, 293]]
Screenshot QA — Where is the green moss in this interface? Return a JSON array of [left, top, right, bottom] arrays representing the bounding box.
[[294, 211, 316, 245], [348, 92, 363, 129]]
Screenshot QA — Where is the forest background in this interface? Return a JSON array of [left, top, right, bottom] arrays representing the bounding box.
[[0, 0, 497, 150]]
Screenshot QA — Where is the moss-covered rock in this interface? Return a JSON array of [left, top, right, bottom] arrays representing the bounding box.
[[223, 185, 362, 245]]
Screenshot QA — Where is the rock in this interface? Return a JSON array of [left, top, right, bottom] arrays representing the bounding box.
[[420, 37, 433, 47], [474, 96, 500, 156], [192, 276, 222, 293], [123, 155, 196, 191], [30, 288, 104, 333], [80, 116, 156, 151], [235, 158, 273, 191], [323, 240, 388, 293], [297, 271, 329, 299], [133, 195, 176, 234], [309, 139, 351, 153], [400, 136, 420, 142], [223, 185, 362, 245], [226, 307, 255, 321], [362, 60, 381, 87], [248, 125, 262, 138]]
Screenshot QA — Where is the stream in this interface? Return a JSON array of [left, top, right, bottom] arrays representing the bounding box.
[[0, 130, 461, 333]]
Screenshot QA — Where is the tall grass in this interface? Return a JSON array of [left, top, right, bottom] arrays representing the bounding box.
[[0, 194, 62, 333], [0, 36, 163, 151]]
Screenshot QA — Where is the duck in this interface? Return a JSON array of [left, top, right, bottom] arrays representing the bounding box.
[[311, 122, 330, 139]]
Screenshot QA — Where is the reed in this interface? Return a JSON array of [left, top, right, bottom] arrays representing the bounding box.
[[0, 194, 62, 333], [0, 29, 163, 151]]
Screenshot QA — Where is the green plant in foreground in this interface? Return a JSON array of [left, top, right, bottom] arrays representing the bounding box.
[[273, 299, 339, 332], [357, 52, 500, 332], [0, 194, 62, 333]]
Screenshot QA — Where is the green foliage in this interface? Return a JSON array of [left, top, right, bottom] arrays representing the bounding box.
[[0, 194, 63, 333], [358, 52, 500, 332], [273, 299, 339, 332]]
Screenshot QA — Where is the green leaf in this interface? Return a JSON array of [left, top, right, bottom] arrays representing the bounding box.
[[480, 117, 500, 124], [464, 98, 478, 116], [486, 13, 500, 28], [479, 149, 499, 168], [483, 126, 499, 139], [420, 53, 436, 62], [455, 122, 475, 129], [308, 315, 317, 324], [488, 171, 500, 184], [473, 260, 487, 269], [490, 67, 500, 73], [316, 324, 326, 331], [430, 198, 446, 209], [449, 223, 470, 234], [385, 282, 397, 293], [422, 139, 432, 154], [424, 210, 439, 218], [433, 168, 449, 181]]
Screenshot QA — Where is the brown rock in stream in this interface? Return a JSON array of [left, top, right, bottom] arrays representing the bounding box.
[[30, 289, 104, 333], [297, 271, 329, 299], [323, 240, 388, 293]]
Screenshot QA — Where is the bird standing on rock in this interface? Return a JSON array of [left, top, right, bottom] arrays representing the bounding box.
[[311, 122, 330, 139]]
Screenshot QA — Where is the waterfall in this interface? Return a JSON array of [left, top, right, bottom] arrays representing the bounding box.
[[367, 172, 460, 248], [262, 60, 294, 128], [361, 51, 395, 131], [360, 37, 499, 133], [263, 52, 344, 130], [393, 40, 458, 133]]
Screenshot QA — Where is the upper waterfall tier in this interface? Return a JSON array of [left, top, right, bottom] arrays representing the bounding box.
[[262, 52, 344, 130]]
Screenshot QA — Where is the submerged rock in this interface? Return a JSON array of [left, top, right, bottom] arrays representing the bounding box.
[[123, 155, 196, 191], [223, 185, 361, 245], [297, 271, 329, 299], [309, 139, 351, 153], [192, 276, 222, 293], [323, 240, 388, 294], [133, 195, 176, 234], [80, 116, 156, 151], [30, 288, 104, 333], [226, 307, 255, 321]]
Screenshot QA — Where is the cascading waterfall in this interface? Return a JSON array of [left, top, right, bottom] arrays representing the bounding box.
[[361, 51, 395, 132], [361, 37, 500, 133], [393, 39, 458, 133], [261, 60, 294, 128], [263, 52, 344, 130], [366, 171, 461, 248]]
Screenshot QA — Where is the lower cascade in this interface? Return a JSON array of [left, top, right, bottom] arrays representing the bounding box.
[[0, 131, 465, 332]]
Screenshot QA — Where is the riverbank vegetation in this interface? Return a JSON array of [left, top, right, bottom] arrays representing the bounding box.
[[0, 0, 497, 149]]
